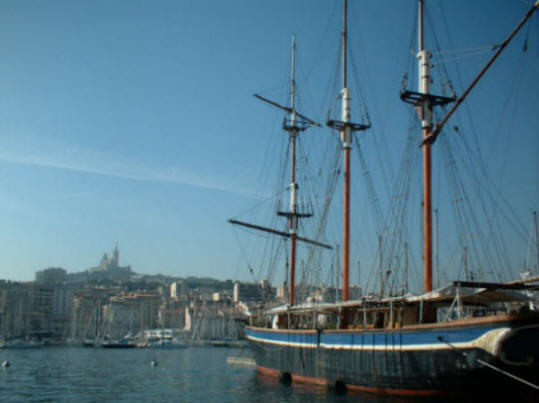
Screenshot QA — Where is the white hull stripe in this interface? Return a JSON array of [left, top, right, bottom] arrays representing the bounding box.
[[247, 334, 318, 349], [246, 327, 510, 354]]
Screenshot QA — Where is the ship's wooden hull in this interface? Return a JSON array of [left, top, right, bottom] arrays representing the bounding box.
[[245, 313, 539, 396]]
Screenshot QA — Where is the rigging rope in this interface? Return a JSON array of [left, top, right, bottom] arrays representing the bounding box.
[[355, 142, 383, 236]]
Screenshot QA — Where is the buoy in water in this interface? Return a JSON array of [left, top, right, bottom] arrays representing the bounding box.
[[2, 360, 10, 368], [150, 360, 158, 367]]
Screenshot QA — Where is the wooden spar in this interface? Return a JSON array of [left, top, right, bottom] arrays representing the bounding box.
[[506, 274, 539, 285], [421, 1, 538, 146], [435, 209, 439, 289], [227, 219, 332, 249], [379, 235, 384, 297], [410, 0, 538, 294], [230, 37, 331, 306], [289, 233, 296, 305], [423, 143, 433, 292], [535, 211, 538, 274], [418, 0, 433, 293], [452, 280, 539, 291], [327, 0, 370, 304], [343, 142, 350, 301], [289, 35, 297, 306], [341, 0, 351, 303], [404, 242, 408, 294], [402, 0, 539, 293], [253, 94, 321, 127]]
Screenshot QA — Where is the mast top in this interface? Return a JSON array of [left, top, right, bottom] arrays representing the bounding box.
[[254, 35, 320, 132], [342, 0, 348, 90], [327, 0, 370, 141], [290, 35, 296, 125]]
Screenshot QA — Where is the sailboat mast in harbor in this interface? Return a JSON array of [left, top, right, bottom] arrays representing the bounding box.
[[401, 0, 455, 293], [403, 0, 538, 293], [229, 37, 330, 307], [277, 35, 310, 306], [327, 0, 370, 302], [418, 0, 434, 293]]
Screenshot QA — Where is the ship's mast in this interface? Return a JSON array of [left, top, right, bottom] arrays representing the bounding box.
[[401, 0, 455, 293], [327, 0, 370, 304], [287, 35, 300, 306], [341, 0, 351, 302], [229, 37, 330, 307], [418, 0, 434, 293], [279, 36, 328, 305], [401, 1, 537, 294]]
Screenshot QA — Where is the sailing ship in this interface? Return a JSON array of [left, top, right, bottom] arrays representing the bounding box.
[[230, 0, 539, 397]]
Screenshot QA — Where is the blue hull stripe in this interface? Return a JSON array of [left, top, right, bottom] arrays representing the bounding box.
[[246, 324, 507, 351]]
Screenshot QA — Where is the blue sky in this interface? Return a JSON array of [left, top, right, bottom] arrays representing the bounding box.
[[0, 0, 537, 289]]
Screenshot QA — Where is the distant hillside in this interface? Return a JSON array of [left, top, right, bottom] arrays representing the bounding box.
[[65, 269, 235, 292]]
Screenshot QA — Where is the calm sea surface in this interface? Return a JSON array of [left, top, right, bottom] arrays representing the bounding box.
[[3, 346, 527, 402], [0, 346, 397, 402]]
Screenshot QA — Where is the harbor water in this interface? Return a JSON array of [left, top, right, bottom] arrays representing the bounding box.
[[0, 346, 387, 402], [0, 346, 532, 402]]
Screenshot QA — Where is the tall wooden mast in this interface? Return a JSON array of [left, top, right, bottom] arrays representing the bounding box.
[[328, 0, 370, 303], [401, 0, 536, 292], [418, 0, 433, 293], [275, 35, 321, 305], [286, 35, 300, 306], [401, 0, 455, 293], [230, 37, 330, 307], [341, 0, 351, 302]]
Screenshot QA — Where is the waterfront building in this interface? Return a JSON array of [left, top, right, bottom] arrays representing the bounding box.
[[0, 282, 33, 338], [276, 282, 288, 301], [233, 281, 274, 304], [35, 267, 66, 285], [170, 280, 187, 299], [51, 285, 76, 338], [160, 308, 186, 330], [188, 299, 246, 342], [71, 287, 116, 341], [107, 292, 162, 335], [212, 290, 232, 302]]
